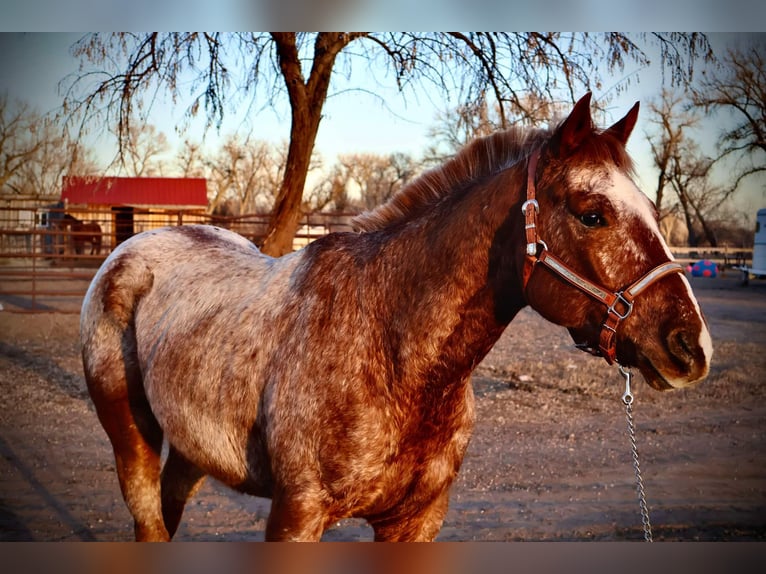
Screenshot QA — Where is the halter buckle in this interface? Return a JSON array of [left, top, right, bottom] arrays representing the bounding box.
[[522, 199, 540, 256], [608, 292, 633, 320], [521, 199, 539, 214], [525, 239, 547, 257]]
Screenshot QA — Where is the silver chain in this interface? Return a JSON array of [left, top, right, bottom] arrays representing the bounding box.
[[619, 365, 653, 542]]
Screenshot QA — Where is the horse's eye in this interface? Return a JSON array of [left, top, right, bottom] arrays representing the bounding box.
[[579, 212, 604, 227]]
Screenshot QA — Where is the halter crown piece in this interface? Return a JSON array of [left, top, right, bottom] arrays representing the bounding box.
[[521, 149, 684, 365]]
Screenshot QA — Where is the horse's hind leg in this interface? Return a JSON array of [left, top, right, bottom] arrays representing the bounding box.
[[88, 371, 169, 541], [84, 328, 169, 541], [161, 446, 206, 539], [82, 252, 167, 540]]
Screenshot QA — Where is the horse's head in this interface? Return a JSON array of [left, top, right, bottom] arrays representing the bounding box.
[[522, 93, 712, 390]]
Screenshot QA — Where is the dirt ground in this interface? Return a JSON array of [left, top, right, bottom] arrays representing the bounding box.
[[1, 273, 765, 542]]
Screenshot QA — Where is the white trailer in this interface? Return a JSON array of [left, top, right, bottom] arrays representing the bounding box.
[[738, 207, 766, 285]]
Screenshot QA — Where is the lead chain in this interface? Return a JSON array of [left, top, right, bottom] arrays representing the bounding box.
[[619, 366, 653, 542]]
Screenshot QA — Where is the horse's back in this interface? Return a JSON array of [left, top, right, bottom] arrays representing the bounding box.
[[81, 223, 289, 376], [81, 225, 266, 325]]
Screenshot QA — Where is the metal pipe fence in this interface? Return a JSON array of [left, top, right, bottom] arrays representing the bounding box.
[[0, 206, 357, 313]]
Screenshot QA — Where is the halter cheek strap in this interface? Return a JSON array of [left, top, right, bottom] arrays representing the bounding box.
[[521, 149, 542, 287], [521, 149, 685, 364]]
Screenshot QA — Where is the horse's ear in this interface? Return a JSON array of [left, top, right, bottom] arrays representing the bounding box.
[[549, 92, 593, 157], [605, 101, 640, 145]]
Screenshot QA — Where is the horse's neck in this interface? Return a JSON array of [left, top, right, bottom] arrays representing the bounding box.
[[372, 166, 527, 386]]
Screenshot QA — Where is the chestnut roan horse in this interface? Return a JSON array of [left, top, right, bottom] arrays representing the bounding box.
[[80, 94, 712, 541]]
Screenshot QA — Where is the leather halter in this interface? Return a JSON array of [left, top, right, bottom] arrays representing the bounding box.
[[521, 149, 685, 364]]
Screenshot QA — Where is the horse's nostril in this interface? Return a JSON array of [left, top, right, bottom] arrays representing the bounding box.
[[667, 328, 695, 367], [659, 322, 712, 387]]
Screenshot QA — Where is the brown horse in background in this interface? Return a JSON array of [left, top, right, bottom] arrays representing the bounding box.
[[71, 220, 102, 255], [59, 213, 102, 255], [80, 94, 712, 542]]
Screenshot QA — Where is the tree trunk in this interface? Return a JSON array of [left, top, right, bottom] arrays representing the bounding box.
[[260, 33, 363, 257], [692, 201, 718, 247], [676, 189, 698, 247], [655, 169, 666, 214], [260, 109, 321, 255]]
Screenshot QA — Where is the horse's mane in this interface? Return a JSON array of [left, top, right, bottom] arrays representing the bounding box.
[[352, 120, 635, 233], [352, 126, 551, 233]]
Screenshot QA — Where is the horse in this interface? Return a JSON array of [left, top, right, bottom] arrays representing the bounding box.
[[80, 93, 712, 542], [71, 220, 103, 255], [57, 213, 102, 255]]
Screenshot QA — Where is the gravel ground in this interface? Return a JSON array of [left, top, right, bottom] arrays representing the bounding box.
[[1, 273, 764, 541]]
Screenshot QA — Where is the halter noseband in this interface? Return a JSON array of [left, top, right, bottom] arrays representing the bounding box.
[[521, 149, 685, 365]]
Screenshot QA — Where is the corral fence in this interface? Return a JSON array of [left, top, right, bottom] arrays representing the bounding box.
[[668, 245, 752, 269], [0, 206, 357, 313], [0, 205, 755, 314]]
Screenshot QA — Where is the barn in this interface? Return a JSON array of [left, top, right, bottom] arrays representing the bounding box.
[[61, 176, 208, 250]]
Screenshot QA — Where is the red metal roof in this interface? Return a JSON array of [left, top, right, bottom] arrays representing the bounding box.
[[62, 176, 208, 207]]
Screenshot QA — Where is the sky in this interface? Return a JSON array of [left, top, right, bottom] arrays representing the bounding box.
[[2, 0, 765, 34], [0, 32, 764, 218]]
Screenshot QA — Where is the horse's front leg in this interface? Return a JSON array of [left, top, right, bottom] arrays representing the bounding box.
[[264, 488, 329, 541], [369, 487, 451, 542]]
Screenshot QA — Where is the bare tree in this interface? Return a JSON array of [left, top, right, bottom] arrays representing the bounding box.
[[304, 152, 422, 211], [0, 95, 44, 192], [311, 152, 419, 212], [667, 141, 719, 246], [423, 93, 571, 166], [305, 161, 354, 213], [422, 98, 496, 167], [14, 118, 99, 197], [123, 121, 170, 177], [346, 152, 419, 209], [62, 32, 712, 255], [647, 89, 728, 246], [176, 139, 207, 178], [1, 97, 98, 197], [646, 89, 701, 216], [692, 39, 766, 193], [705, 205, 756, 247], [206, 136, 286, 216]]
